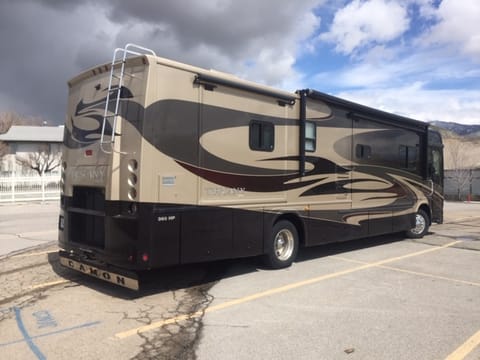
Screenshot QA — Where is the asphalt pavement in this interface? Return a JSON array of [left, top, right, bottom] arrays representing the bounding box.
[[0, 201, 59, 256], [0, 201, 479, 359]]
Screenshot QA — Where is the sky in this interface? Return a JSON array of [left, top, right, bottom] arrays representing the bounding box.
[[0, 0, 479, 125]]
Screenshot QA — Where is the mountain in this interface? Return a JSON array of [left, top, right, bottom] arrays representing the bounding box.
[[430, 121, 480, 138], [430, 121, 480, 170]]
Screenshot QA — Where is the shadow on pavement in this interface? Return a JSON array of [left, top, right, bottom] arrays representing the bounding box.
[[48, 232, 406, 300]]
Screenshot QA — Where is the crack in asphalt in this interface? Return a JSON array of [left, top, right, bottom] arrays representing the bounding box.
[[131, 280, 217, 359], [0, 292, 49, 323], [0, 261, 50, 276], [0, 249, 74, 307], [114, 304, 157, 326], [0, 281, 68, 307]]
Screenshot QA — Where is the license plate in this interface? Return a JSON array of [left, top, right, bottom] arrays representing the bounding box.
[[59, 256, 139, 290]]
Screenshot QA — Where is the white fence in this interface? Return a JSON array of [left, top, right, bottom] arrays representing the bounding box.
[[0, 174, 61, 203]]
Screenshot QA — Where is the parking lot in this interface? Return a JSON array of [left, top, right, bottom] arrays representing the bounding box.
[[0, 202, 479, 359]]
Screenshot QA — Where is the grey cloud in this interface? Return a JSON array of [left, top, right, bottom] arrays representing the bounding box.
[[107, 1, 317, 56], [0, 1, 115, 124], [0, 0, 322, 124], [32, 0, 92, 11]]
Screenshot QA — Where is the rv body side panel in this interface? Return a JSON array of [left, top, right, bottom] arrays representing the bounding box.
[[128, 62, 298, 265], [59, 50, 443, 284], [298, 93, 433, 245], [351, 115, 424, 237]]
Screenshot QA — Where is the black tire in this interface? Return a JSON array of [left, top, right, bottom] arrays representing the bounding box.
[[264, 220, 299, 269], [405, 209, 430, 239]]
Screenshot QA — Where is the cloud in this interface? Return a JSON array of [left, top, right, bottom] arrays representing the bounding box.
[[107, 1, 317, 54], [0, 0, 478, 127], [310, 1, 480, 125], [336, 84, 480, 125], [0, 0, 323, 124], [314, 45, 480, 124], [319, 0, 410, 55], [417, 0, 480, 61], [315, 45, 479, 90], [0, 1, 115, 123], [107, 0, 322, 88]]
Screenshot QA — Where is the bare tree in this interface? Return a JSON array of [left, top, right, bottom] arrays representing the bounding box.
[[16, 144, 61, 176], [0, 141, 9, 158], [0, 114, 13, 134], [0, 112, 14, 161], [0, 111, 46, 127], [446, 141, 474, 200]]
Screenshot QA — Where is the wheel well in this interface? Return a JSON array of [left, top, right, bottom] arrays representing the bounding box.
[[418, 204, 432, 225], [275, 213, 306, 246]]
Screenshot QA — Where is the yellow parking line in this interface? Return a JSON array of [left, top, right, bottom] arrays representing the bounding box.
[[115, 240, 460, 339], [29, 279, 70, 290], [380, 265, 480, 287], [331, 255, 367, 265], [445, 329, 480, 360], [447, 215, 480, 224], [13, 250, 57, 258], [333, 256, 480, 287]]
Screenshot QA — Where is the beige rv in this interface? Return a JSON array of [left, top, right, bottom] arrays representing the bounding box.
[[58, 44, 443, 290]]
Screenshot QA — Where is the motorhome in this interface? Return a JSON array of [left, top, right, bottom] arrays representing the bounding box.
[[58, 44, 443, 290]]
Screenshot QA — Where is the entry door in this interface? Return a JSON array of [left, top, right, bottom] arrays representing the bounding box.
[[305, 107, 356, 245], [351, 118, 394, 235]]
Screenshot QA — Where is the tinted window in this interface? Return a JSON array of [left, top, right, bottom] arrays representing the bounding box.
[[355, 144, 372, 159], [249, 121, 274, 152], [399, 145, 418, 170], [305, 121, 316, 152]]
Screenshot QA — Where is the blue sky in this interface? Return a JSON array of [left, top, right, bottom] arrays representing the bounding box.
[[0, 0, 478, 125], [293, 0, 480, 124]]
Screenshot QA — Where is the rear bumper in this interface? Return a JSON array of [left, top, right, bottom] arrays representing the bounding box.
[[59, 250, 139, 290]]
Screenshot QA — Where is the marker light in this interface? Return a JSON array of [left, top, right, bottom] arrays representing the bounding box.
[[128, 188, 137, 200], [128, 159, 138, 171], [128, 173, 137, 186], [127, 158, 138, 200]]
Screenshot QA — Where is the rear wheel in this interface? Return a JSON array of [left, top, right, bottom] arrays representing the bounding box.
[[406, 209, 429, 238], [264, 220, 299, 269]]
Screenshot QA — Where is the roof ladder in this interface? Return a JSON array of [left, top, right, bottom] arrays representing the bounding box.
[[100, 43, 156, 154]]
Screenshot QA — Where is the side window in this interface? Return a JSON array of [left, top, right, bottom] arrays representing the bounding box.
[[305, 121, 316, 152], [355, 144, 371, 159], [429, 148, 443, 184], [399, 145, 418, 171], [249, 120, 274, 152]]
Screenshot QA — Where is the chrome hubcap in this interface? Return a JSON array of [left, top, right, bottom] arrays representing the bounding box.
[[274, 229, 294, 261], [411, 213, 426, 235]]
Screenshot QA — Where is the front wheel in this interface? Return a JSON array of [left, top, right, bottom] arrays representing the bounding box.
[[406, 209, 430, 238], [264, 220, 299, 269]]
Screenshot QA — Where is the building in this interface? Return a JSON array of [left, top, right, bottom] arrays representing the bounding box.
[[0, 125, 64, 175]]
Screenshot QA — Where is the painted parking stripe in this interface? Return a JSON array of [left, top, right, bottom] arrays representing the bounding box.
[[0, 320, 100, 348], [13, 250, 57, 258], [445, 329, 480, 360], [14, 307, 46, 360], [29, 279, 70, 290], [333, 256, 480, 287], [115, 240, 461, 339]]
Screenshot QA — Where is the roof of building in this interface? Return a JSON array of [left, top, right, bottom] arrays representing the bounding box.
[[0, 125, 64, 142]]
